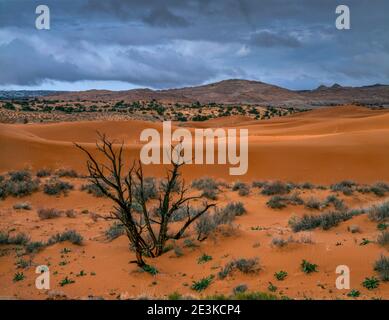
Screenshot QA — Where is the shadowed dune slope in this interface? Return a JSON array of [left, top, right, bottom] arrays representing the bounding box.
[[1, 105, 389, 183]]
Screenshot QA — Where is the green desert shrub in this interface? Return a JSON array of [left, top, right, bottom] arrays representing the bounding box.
[[43, 178, 73, 195], [374, 255, 389, 281], [191, 275, 213, 291], [233, 292, 277, 300], [197, 253, 212, 264], [362, 277, 379, 290], [301, 259, 318, 274], [233, 284, 248, 295], [274, 271, 288, 281]]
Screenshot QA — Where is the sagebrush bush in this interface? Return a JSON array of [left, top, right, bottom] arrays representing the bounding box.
[[232, 182, 250, 196], [0, 170, 40, 198], [222, 202, 246, 217], [267, 196, 286, 209], [43, 178, 73, 195], [65, 209, 76, 218], [25, 241, 45, 253], [201, 188, 218, 200], [235, 258, 260, 273], [37, 208, 62, 220], [170, 206, 196, 222], [267, 193, 303, 209], [377, 231, 389, 247], [374, 255, 389, 281], [36, 169, 51, 177], [305, 198, 322, 210], [271, 237, 288, 248], [133, 177, 158, 201], [324, 195, 346, 211], [47, 230, 83, 245], [81, 183, 106, 197], [368, 202, 389, 222], [105, 222, 125, 241], [261, 181, 290, 196], [289, 210, 362, 232], [370, 182, 389, 197], [55, 168, 78, 178], [252, 181, 266, 188], [195, 214, 216, 241], [330, 180, 356, 196], [0, 231, 30, 247], [191, 177, 219, 191]]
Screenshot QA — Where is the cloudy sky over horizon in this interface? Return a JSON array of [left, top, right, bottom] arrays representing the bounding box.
[[0, 0, 388, 91]]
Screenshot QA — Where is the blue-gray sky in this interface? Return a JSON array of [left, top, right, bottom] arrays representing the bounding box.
[[0, 0, 388, 91]]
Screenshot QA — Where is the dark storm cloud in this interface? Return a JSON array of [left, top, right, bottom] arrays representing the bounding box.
[[250, 31, 302, 48], [143, 7, 190, 28], [0, 39, 82, 85], [0, 0, 388, 90]]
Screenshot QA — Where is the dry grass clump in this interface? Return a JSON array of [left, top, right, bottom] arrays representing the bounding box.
[[37, 208, 62, 219]]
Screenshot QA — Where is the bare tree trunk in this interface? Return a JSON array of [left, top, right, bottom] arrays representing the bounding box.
[[75, 134, 215, 267]]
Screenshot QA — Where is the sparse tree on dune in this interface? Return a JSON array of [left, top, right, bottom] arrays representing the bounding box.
[[75, 133, 215, 267]]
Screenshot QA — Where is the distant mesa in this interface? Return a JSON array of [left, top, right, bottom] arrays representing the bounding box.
[[1, 79, 389, 108]]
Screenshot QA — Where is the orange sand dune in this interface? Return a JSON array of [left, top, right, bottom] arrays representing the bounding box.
[[1, 105, 389, 300], [1, 105, 389, 183]]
